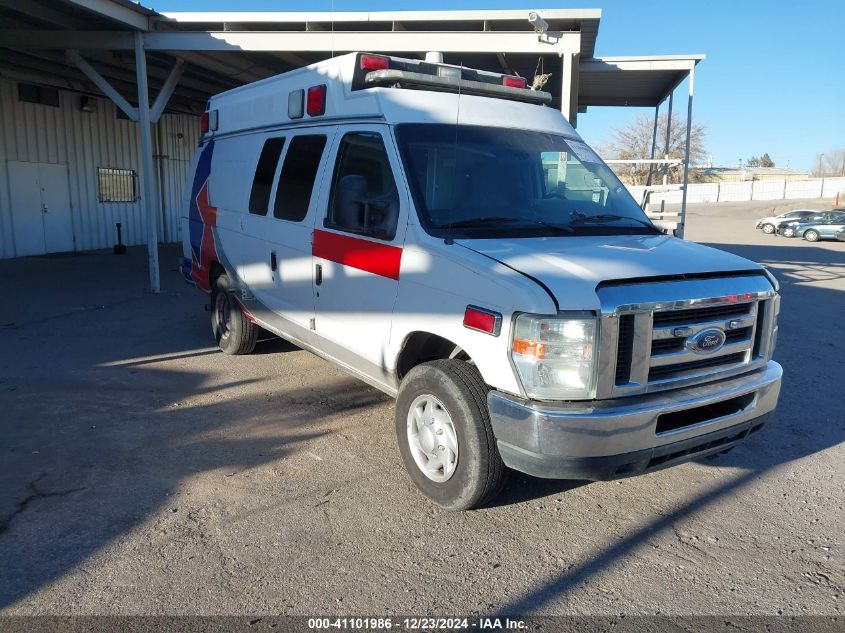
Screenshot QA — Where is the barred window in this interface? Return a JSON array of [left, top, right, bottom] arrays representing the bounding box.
[[97, 167, 138, 203]]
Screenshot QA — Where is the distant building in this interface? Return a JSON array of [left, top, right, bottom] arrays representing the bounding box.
[[695, 166, 810, 183]]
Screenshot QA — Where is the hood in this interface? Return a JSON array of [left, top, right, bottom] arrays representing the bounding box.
[[456, 234, 762, 310]]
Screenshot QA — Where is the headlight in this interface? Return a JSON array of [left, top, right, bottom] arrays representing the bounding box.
[[511, 313, 598, 400]]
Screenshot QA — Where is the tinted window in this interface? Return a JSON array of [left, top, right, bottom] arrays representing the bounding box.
[[326, 132, 399, 240], [248, 137, 285, 215], [273, 135, 327, 222]]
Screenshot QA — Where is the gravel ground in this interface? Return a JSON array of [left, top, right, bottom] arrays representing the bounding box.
[[0, 198, 842, 616]]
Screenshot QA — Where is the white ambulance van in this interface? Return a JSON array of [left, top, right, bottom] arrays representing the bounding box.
[[181, 53, 782, 510]]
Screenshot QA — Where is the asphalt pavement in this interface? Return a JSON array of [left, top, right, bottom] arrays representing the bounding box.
[[0, 197, 842, 616]]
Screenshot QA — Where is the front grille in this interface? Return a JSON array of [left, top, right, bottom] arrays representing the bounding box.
[[599, 275, 777, 396], [615, 314, 635, 385], [649, 352, 747, 381], [652, 303, 751, 327]]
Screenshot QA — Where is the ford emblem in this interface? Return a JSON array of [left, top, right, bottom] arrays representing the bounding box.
[[686, 327, 727, 354]]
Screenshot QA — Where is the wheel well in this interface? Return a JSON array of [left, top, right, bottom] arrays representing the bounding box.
[[396, 332, 471, 380], [208, 261, 225, 290]]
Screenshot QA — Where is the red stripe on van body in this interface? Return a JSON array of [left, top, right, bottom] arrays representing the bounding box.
[[312, 229, 402, 280]]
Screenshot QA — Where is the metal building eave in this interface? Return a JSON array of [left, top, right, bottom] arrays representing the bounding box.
[[578, 55, 705, 108]]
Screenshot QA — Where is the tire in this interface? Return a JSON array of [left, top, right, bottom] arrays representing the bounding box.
[[395, 360, 506, 511], [804, 229, 820, 242], [210, 272, 258, 355], [761, 223, 775, 234]]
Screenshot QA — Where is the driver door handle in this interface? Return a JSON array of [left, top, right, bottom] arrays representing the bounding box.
[[315, 263, 323, 286]]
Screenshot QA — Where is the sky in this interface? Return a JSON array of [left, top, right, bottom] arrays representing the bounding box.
[[151, 0, 845, 172]]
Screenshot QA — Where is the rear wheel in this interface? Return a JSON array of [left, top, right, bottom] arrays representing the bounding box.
[[761, 223, 775, 234], [395, 360, 506, 511], [211, 272, 258, 355], [804, 229, 820, 242]]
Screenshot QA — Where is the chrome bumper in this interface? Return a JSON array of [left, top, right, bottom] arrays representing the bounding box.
[[488, 361, 782, 480]]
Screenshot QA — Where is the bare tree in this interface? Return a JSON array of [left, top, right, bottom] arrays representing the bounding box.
[[813, 149, 845, 177], [598, 112, 707, 185]]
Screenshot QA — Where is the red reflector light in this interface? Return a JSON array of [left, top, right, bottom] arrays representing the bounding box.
[[502, 75, 527, 89], [200, 111, 209, 133], [360, 54, 390, 71], [306, 84, 326, 116], [463, 306, 502, 336]]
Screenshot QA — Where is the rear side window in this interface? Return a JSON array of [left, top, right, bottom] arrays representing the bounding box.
[[273, 135, 327, 222], [326, 132, 399, 240], [248, 137, 285, 215]]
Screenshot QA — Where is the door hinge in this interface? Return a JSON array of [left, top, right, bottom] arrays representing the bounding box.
[[309, 317, 316, 331]]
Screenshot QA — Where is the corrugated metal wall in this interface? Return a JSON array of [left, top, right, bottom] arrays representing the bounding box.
[[0, 77, 199, 259]]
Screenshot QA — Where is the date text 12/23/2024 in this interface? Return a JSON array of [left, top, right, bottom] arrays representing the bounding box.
[[307, 617, 526, 630]]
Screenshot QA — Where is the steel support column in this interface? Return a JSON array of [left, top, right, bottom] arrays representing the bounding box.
[[645, 104, 660, 186], [134, 32, 160, 292], [662, 91, 673, 186], [559, 51, 579, 125], [678, 67, 695, 239]]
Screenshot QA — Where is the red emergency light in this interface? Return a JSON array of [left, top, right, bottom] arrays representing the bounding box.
[[360, 54, 390, 71], [307, 84, 327, 116], [502, 75, 527, 89]]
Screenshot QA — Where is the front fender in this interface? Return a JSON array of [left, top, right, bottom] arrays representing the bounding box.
[[387, 242, 555, 395]]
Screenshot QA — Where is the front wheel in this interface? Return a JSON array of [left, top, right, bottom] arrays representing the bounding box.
[[395, 360, 506, 511], [804, 229, 820, 242], [761, 223, 775, 234], [211, 273, 258, 355]]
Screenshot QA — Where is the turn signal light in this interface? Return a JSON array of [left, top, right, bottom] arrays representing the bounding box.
[[463, 306, 502, 336], [360, 54, 390, 71], [307, 85, 327, 116], [512, 338, 545, 358], [502, 75, 527, 89]]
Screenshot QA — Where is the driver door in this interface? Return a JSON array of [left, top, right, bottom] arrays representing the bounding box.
[[311, 124, 409, 385]]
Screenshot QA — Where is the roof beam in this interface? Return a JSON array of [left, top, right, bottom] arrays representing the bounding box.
[[66, 49, 138, 120], [145, 30, 582, 54], [0, 0, 88, 29], [580, 57, 702, 72], [62, 0, 151, 31], [149, 59, 184, 123], [0, 29, 581, 54]]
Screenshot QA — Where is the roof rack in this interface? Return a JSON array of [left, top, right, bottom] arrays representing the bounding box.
[[351, 53, 552, 106]]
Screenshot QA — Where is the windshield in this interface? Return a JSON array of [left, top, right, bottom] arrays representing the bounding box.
[[395, 124, 658, 239]]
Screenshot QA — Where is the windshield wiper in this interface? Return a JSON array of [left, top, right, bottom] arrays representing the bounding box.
[[570, 213, 661, 232], [440, 216, 573, 233]]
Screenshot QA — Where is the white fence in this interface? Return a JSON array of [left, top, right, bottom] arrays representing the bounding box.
[[628, 177, 845, 207]]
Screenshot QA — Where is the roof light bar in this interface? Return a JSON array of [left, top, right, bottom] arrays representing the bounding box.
[[361, 69, 552, 106]]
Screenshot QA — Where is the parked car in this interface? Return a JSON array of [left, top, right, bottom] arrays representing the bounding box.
[[756, 209, 817, 234], [181, 52, 782, 510], [777, 211, 838, 237], [790, 212, 845, 242]]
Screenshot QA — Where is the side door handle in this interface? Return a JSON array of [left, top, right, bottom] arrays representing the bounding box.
[[315, 263, 323, 286], [270, 251, 277, 272]]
